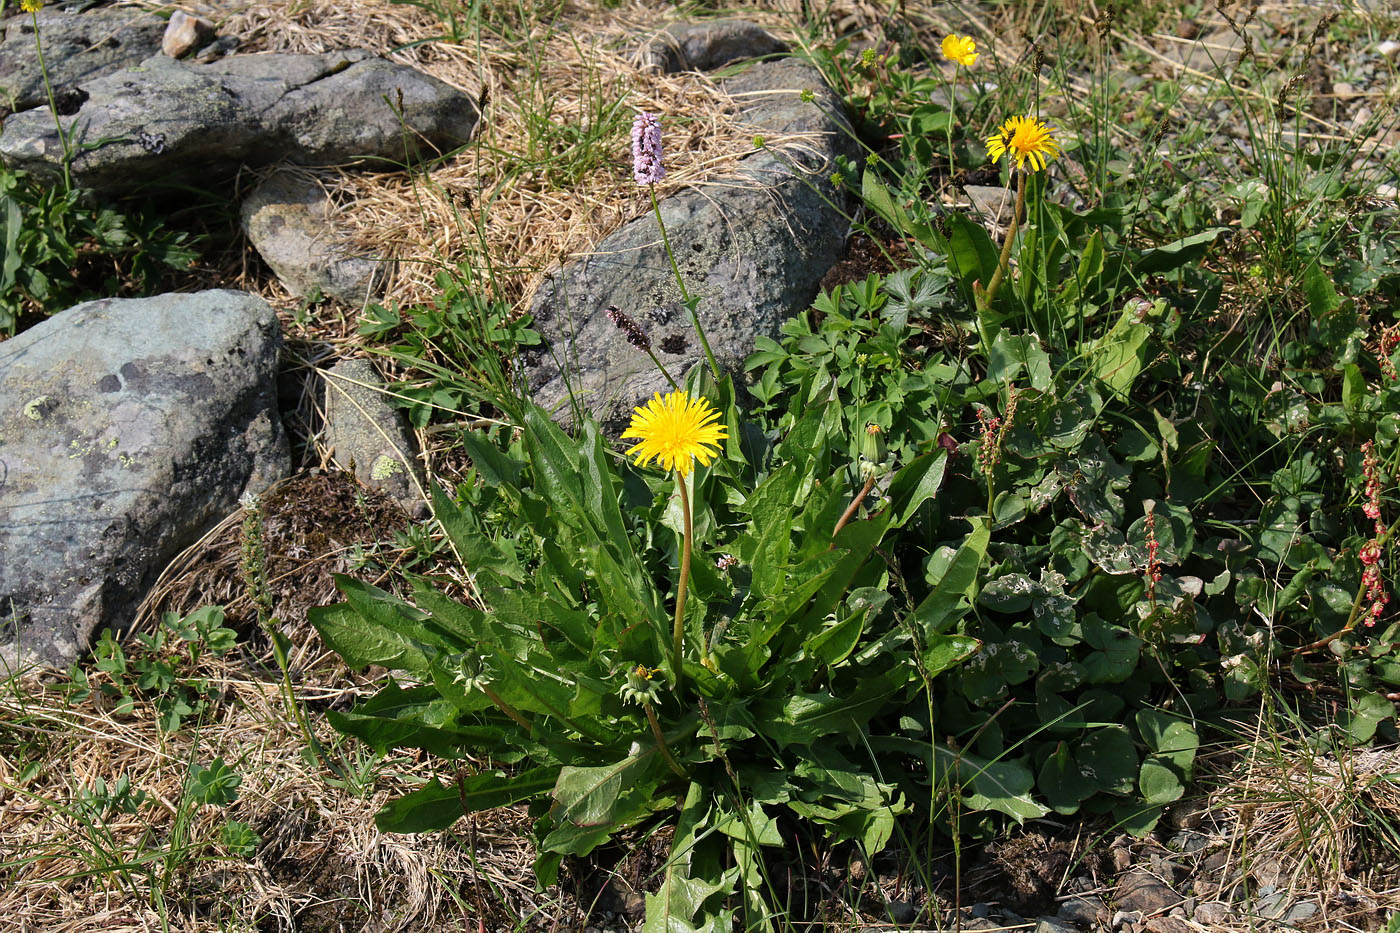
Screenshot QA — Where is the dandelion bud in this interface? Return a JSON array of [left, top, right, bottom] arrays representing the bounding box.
[[860, 423, 887, 464], [631, 112, 665, 186]]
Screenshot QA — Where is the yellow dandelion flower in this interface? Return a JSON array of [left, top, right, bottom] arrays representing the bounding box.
[[20, 0, 43, 12], [621, 390, 727, 476], [985, 115, 1061, 173], [941, 34, 978, 67]]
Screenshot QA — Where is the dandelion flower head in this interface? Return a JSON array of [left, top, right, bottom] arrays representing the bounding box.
[[985, 115, 1060, 172], [631, 111, 665, 186], [21, 0, 43, 11], [622, 391, 727, 476], [941, 34, 978, 67]]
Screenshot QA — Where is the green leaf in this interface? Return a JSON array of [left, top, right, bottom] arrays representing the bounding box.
[[1077, 726, 1138, 795], [759, 671, 907, 748], [376, 766, 560, 833], [1303, 261, 1342, 316], [912, 519, 989, 635], [1133, 228, 1225, 275], [1139, 758, 1184, 804], [308, 600, 429, 674], [1087, 307, 1150, 398], [885, 451, 948, 528], [946, 213, 1000, 288]]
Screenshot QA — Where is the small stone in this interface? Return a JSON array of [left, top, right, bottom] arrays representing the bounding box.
[[964, 185, 1016, 231], [1249, 857, 1283, 888], [1058, 895, 1109, 926], [970, 903, 991, 918], [1333, 81, 1359, 101], [162, 11, 215, 58], [1255, 891, 1290, 920], [323, 358, 423, 508], [1034, 918, 1078, 933], [196, 35, 240, 62], [242, 168, 387, 304], [886, 900, 916, 924], [848, 856, 868, 882], [1114, 870, 1181, 914], [1165, 801, 1204, 829], [1282, 900, 1319, 923], [1377, 39, 1400, 61], [1144, 918, 1191, 933], [1192, 901, 1232, 925], [1111, 846, 1133, 873]]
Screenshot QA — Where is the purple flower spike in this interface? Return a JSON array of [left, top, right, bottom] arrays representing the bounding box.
[[631, 112, 665, 186]]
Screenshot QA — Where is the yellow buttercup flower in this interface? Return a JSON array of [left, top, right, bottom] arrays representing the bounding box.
[[622, 390, 727, 476], [21, 0, 43, 11], [941, 34, 978, 67], [985, 115, 1060, 172]]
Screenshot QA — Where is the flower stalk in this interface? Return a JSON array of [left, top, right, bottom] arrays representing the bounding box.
[[673, 471, 694, 678]]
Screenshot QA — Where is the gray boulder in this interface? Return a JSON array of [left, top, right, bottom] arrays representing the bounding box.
[[0, 290, 289, 669], [242, 168, 386, 304], [641, 20, 788, 74], [0, 49, 479, 191], [526, 58, 855, 432], [0, 6, 165, 117], [322, 358, 423, 508]]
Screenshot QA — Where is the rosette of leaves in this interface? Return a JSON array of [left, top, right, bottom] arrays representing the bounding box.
[[311, 380, 982, 930]]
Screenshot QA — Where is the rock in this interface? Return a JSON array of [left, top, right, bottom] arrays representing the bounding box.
[[1032, 919, 1077, 933], [1379, 40, 1400, 61], [885, 900, 916, 924], [0, 6, 165, 117], [1158, 24, 1272, 73], [1143, 918, 1191, 933], [195, 36, 240, 63], [1333, 81, 1359, 101], [0, 50, 479, 192], [242, 168, 385, 303], [162, 11, 215, 59], [1058, 895, 1109, 926], [0, 291, 288, 669], [526, 58, 855, 432], [322, 358, 423, 508], [642, 20, 787, 73], [1113, 870, 1181, 915], [1191, 901, 1231, 925], [964, 184, 1015, 230], [1282, 900, 1318, 923]]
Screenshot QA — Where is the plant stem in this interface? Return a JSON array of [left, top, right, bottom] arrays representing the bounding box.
[[483, 684, 533, 732], [649, 184, 722, 381], [831, 474, 877, 544], [644, 701, 687, 778], [29, 9, 73, 193], [977, 169, 1027, 312], [672, 470, 694, 682]]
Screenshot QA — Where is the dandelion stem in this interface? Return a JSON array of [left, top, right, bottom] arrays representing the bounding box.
[[831, 474, 878, 544], [979, 169, 1027, 312], [672, 470, 694, 682], [28, 8, 73, 192], [643, 701, 687, 778]]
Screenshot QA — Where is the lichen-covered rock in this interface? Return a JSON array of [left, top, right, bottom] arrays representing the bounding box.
[[0, 6, 165, 117], [526, 58, 855, 432], [0, 290, 289, 669], [0, 50, 479, 191], [641, 20, 788, 73], [242, 168, 386, 303], [322, 358, 423, 508]]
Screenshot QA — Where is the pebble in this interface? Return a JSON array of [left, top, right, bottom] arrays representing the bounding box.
[[1192, 901, 1233, 924], [1255, 891, 1290, 919], [1059, 895, 1110, 926], [1114, 870, 1182, 914], [161, 10, 215, 58], [1034, 918, 1078, 933], [1378, 39, 1400, 60], [886, 900, 917, 924]]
